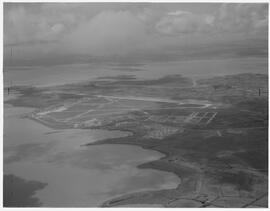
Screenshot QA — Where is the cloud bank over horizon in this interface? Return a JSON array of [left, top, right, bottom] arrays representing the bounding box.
[[4, 3, 268, 65]]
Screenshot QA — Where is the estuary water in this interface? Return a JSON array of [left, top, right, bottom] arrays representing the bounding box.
[[4, 104, 180, 207], [4, 57, 267, 87]]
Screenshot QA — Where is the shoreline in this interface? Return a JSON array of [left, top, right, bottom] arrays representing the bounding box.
[[95, 142, 182, 208], [85, 136, 197, 207], [30, 114, 184, 207]]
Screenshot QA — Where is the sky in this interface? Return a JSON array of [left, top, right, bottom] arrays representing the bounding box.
[[3, 3, 268, 66]]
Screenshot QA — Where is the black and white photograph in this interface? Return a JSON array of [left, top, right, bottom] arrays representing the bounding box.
[[3, 1, 269, 208]]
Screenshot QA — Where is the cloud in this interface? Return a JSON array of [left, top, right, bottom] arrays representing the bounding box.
[[4, 3, 267, 45], [3, 3, 268, 65], [4, 5, 68, 45], [216, 3, 268, 34], [61, 10, 150, 56], [156, 10, 214, 35], [155, 3, 267, 37]]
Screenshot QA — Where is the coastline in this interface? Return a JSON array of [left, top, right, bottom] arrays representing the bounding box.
[[4, 102, 182, 207], [85, 133, 198, 207], [4, 72, 268, 207], [95, 142, 182, 207]]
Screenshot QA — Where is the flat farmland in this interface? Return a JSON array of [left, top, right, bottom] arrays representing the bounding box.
[[108, 99, 160, 109], [48, 111, 83, 120], [36, 97, 161, 124], [65, 104, 99, 111]]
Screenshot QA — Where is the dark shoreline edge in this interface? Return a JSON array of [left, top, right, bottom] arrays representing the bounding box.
[[3, 174, 48, 207], [96, 141, 182, 208], [96, 142, 183, 207]]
